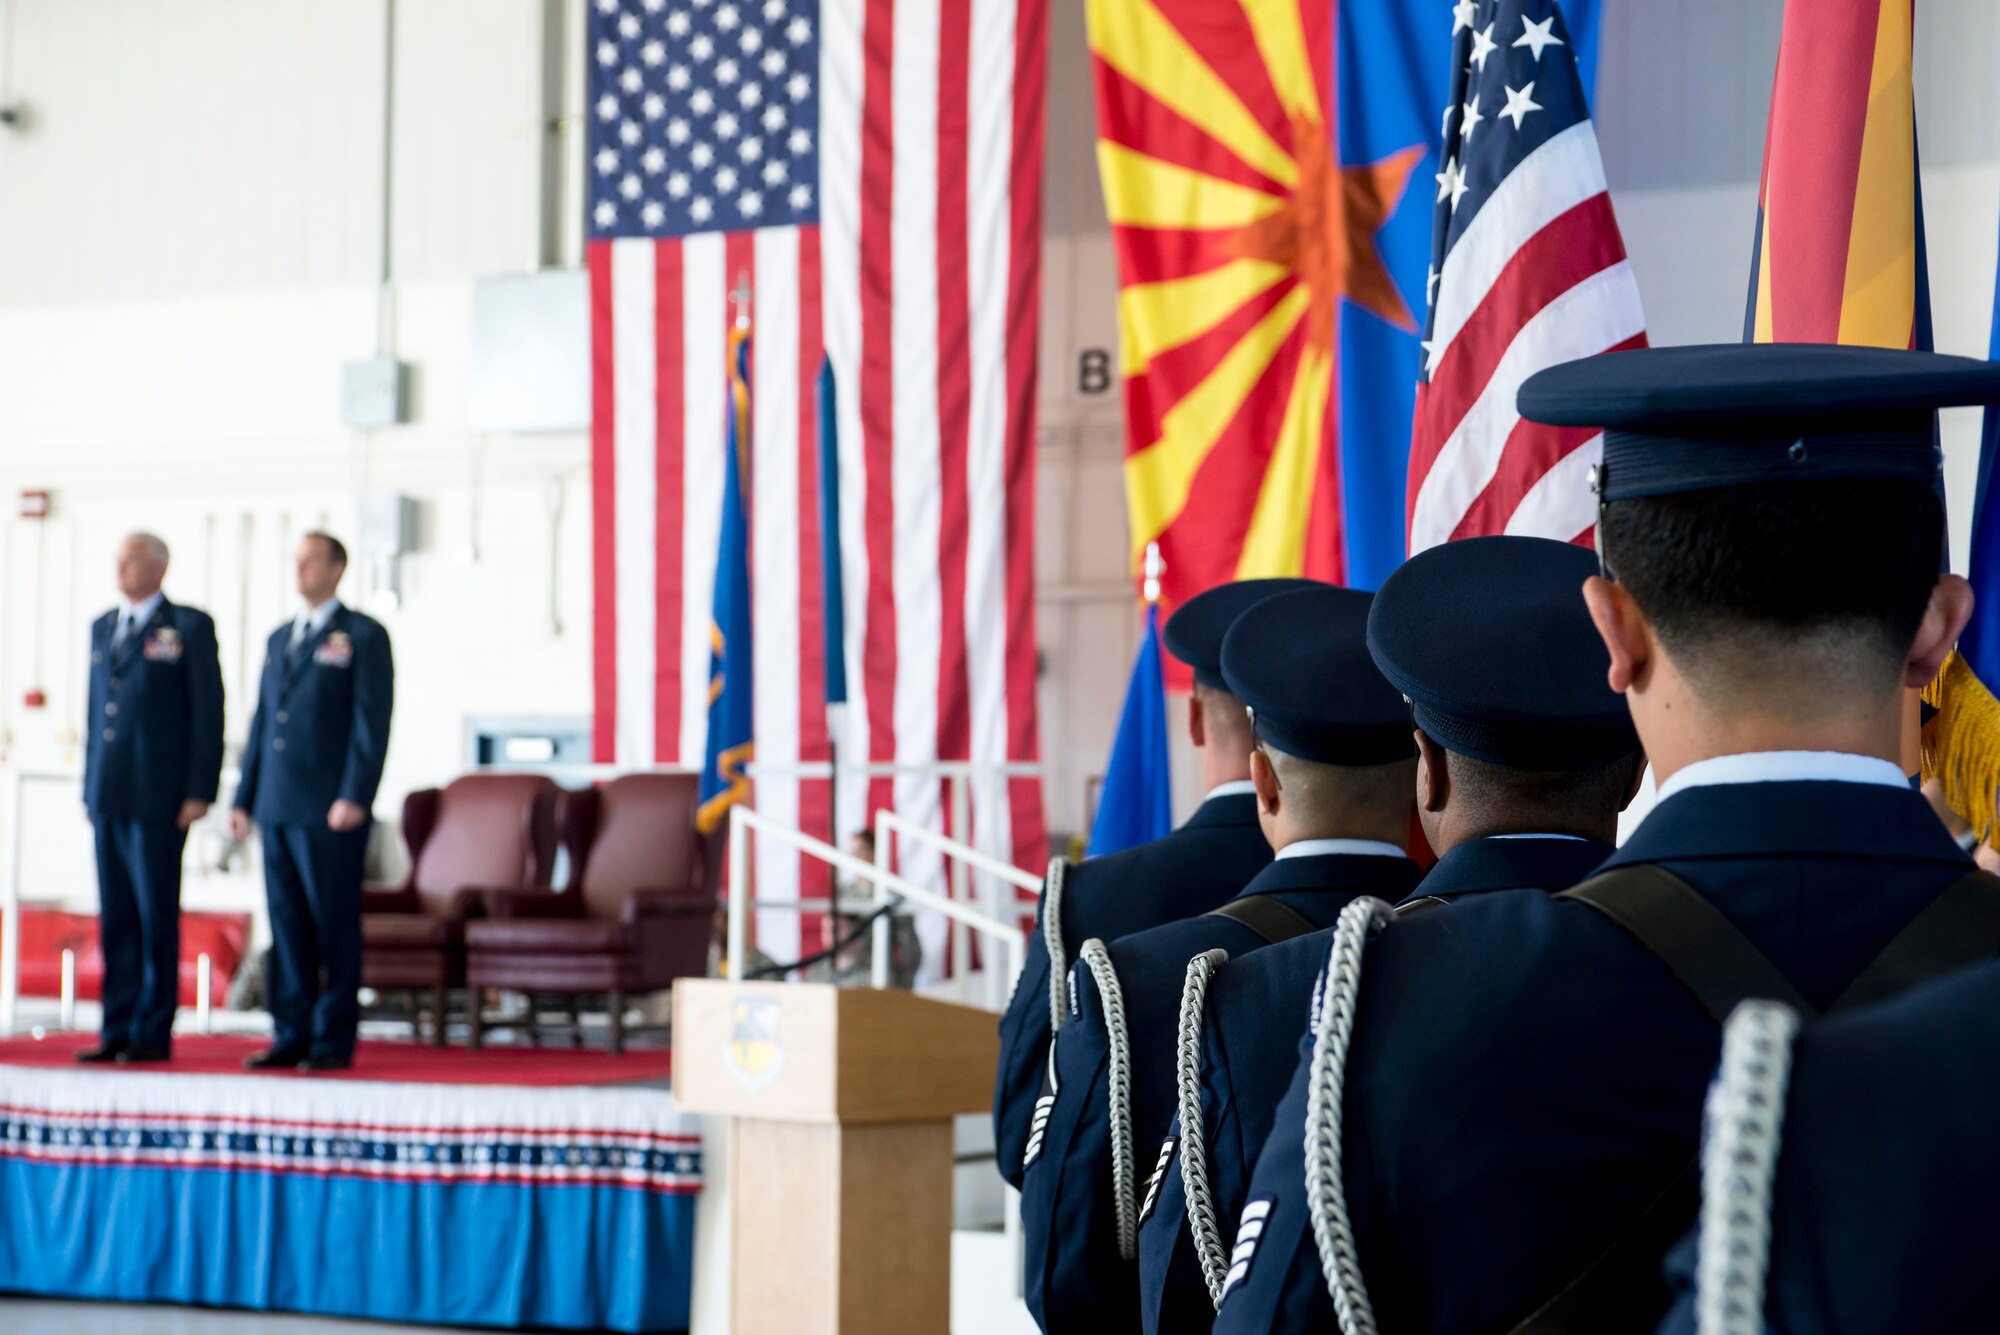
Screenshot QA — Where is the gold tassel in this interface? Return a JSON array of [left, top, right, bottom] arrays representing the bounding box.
[[1920, 650, 2000, 844]]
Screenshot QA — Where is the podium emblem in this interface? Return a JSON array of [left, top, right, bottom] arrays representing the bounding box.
[[724, 996, 786, 1092]]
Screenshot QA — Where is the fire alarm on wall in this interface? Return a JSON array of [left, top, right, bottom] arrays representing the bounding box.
[[18, 490, 50, 519]]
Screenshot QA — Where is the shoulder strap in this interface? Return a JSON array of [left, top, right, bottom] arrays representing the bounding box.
[[1502, 1162, 1695, 1335], [1555, 864, 1814, 1021], [1513, 865, 2000, 1335], [1830, 868, 2000, 1012], [1206, 894, 1317, 946], [1394, 895, 1449, 918]]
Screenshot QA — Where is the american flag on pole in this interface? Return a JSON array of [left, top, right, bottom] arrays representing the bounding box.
[[1404, 0, 1644, 554], [586, 0, 1047, 966]]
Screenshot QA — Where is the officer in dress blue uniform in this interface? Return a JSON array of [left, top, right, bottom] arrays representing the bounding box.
[[1021, 585, 1424, 1333], [994, 580, 1309, 1188], [231, 532, 393, 1072], [1212, 344, 2000, 1335], [1656, 959, 2000, 1334], [77, 533, 224, 1064], [1136, 536, 1643, 1333]]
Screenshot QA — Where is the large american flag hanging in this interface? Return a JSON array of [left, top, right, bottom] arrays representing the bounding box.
[[1405, 0, 1644, 554], [586, 0, 1048, 965]]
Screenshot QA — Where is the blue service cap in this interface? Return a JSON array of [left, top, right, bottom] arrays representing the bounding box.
[[1517, 344, 2000, 502], [1220, 586, 1414, 766], [1163, 578, 1323, 691], [1368, 536, 1638, 771]]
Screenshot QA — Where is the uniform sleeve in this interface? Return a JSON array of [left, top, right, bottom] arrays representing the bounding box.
[[337, 622, 394, 809], [80, 618, 104, 804], [234, 637, 268, 814], [184, 613, 225, 803], [994, 915, 1055, 1189]]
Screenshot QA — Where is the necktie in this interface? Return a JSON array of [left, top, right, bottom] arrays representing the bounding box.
[[113, 612, 134, 652], [287, 618, 309, 667]]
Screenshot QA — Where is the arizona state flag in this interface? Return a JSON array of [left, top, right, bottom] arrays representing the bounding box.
[[1087, 0, 1603, 689], [698, 324, 756, 835], [1745, 0, 1929, 350]]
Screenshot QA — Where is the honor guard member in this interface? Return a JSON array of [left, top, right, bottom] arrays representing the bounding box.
[[1136, 535, 1643, 1333], [231, 532, 393, 1072], [1211, 345, 2000, 1335], [1021, 586, 1424, 1333], [1658, 960, 2000, 1335], [77, 533, 225, 1064], [994, 580, 1307, 1188]]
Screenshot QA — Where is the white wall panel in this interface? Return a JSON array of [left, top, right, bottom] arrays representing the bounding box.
[[389, 0, 551, 282], [0, 0, 386, 305], [0, 0, 553, 306]]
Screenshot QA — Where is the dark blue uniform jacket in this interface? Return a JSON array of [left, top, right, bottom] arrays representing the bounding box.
[[1021, 850, 1424, 1334], [83, 598, 225, 821], [1211, 780, 1981, 1335], [1138, 836, 1613, 1335], [1657, 957, 2000, 1335], [996, 793, 1271, 1189], [236, 606, 394, 826]]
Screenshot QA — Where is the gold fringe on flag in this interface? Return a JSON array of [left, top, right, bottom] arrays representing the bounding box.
[[1921, 649, 2000, 844]]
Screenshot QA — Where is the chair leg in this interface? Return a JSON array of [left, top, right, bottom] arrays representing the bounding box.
[[432, 984, 448, 1048], [608, 990, 625, 1056], [467, 984, 484, 1050], [408, 990, 423, 1041], [527, 994, 541, 1049], [568, 993, 583, 1050]]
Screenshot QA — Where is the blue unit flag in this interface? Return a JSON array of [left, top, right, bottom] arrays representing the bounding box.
[[699, 323, 757, 834], [1086, 605, 1173, 858]]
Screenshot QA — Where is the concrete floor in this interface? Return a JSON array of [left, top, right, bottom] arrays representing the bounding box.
[[0, 1299, 512, 1334]]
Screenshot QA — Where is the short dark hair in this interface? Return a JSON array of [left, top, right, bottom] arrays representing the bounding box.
[[1599, 478, 1942, 697], [1443, 750, 1639, 831], [305, 531, 349, 570]]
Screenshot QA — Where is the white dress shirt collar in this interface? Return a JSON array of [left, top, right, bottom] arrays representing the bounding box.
[[296, 596, 343, 637], [1654, 750, 1909, 805], [119, 591, 164, 625], [1487, 833, 1591, 842], [1274, 837, 1407, 862], [1203, 780, 1258, 804]]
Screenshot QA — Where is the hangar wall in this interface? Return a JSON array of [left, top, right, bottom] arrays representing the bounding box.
[[1, 0, 1998, 913]]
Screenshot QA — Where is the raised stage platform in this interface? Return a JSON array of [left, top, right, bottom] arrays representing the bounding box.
[[0, 1036, 701, 1332]]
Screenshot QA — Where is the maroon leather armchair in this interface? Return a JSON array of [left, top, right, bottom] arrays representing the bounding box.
[[361, 773, 559, 1046], [464, 772, 712, 1054]]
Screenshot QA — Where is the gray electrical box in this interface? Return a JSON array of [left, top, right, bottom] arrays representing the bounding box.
[[356, 492, 419, 559], [342, 357, 412, 428], [469, 271, 589, 433]]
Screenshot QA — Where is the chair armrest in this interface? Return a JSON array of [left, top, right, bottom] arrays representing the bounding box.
[[622, 889, 716, 925], [483, 887, 582, 920], [361, 885, 418, 915]]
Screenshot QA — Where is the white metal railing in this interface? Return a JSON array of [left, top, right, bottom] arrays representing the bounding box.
[[871, 808, 1039, 1008], [747, 757, 1039, 996], [724, 805, 1026, 1003], [0, 766, 80, 1036]]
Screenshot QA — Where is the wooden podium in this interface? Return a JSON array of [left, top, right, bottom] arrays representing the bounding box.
[[673, 980, 1000, 1334]]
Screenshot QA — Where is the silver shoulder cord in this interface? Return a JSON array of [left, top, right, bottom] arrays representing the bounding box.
[[1176, 948, 1232, 1307], [1079, 936, 1140, 1261], [1045, 856, 1071, 1035], [1697, 999, 1802, 1335], [1303, 896, 1396, 1335]]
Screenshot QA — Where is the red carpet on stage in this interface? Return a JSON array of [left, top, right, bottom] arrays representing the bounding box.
[[0, 1033, 670, 1086]]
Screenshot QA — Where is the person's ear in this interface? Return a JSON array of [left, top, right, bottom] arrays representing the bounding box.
[[1188, 690, 1208, 749], [1414, 730, 1449, 814], [1250, 747, 1280, 819], [1906, 573, 1976, 688], [1583, 575, 1650, 695]]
